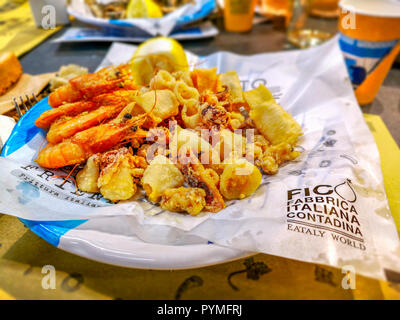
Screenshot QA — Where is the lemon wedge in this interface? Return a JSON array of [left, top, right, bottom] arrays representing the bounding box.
[[130, 37, 189, 86], [126, 0, 163, 18]]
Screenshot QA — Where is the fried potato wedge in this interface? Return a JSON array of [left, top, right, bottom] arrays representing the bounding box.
[[76, 155, 100, 193], [97, 148, 143, 202], [245, 85, 302, 146], [220, 158, 262, 200], [142, 155, 184, 203], [190, 68, 221, 94]]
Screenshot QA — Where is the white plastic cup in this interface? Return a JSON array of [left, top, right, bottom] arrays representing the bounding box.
[[29, 0, 70, 28], [0, 115, 16, 151]]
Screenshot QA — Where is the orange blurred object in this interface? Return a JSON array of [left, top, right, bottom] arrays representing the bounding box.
[[224, 0, 257, 32], [338, 0, 400, 105], [259, 0, 292, 27], [308, 0, 339, 18], [259, 0, 290, 17]]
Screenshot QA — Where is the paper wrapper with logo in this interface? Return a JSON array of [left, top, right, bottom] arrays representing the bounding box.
[[1, 37, 400, 280]]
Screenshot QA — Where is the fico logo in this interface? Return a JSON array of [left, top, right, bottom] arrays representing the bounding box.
[[286, 179, 365, 251], [288, 179, 357, 203], [334, 179, 357, 203]]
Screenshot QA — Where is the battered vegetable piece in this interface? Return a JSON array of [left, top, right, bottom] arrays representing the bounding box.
[[229, 111, 245, 130], [172, 70, 193, 87], [219, 71, 246, 110], [174, 80, 200, 105], [97, 148, 144, 202], [49, 64, 89, 91], [160, 187, 206, 216], [244, 83, 275, 106], [134, 89, 179, 125], [245, 85, 302, 146], [256, 142, 300, 175], [213, 129, 246, 161], [150, 70, 176, 91], [220, 158, 262, 200], [142, 155, 184, 203], [181, 99, 201, 129], [190, 68, 221, 94], [169, 126, 220, 166], [76, 155, 100, 193]]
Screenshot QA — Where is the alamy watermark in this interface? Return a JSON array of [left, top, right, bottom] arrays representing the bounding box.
[[41, 265, 56, 290], [41, 5, 56, 29], [341, 265, 356, 289], [146, 123, 256, 175], [341, 5, 357, 30]]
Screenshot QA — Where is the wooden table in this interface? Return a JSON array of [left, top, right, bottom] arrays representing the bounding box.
[[1, 18, 399, 300]]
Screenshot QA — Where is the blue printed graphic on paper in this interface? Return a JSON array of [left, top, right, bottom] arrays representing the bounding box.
[[16, 181, 40, 204]]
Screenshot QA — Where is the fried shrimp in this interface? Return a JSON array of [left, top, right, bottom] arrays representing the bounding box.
[[48, 76, 122, 108], [36, 116, 147, 168], [46, 105, 125, 144], [48, 65, 133, 107], [35, 101, 98, 129], [45, 91, 138, 144]]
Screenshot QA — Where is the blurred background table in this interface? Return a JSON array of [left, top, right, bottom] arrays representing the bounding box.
[[1, 14, 400, 300]]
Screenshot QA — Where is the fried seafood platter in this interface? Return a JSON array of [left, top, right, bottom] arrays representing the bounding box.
[[34, 54, 303, 216]]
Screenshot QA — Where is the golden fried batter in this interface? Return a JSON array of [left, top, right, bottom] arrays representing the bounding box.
[[96, 148, 143, 202], [220, 158, 262, 200], [200, 102, 229, 130], [256, 142, 300, 175], [76, 155, 100, 193], [178, 151, 225, 213], [142, 155, 184, 203], [160, 187, 206, 216]]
